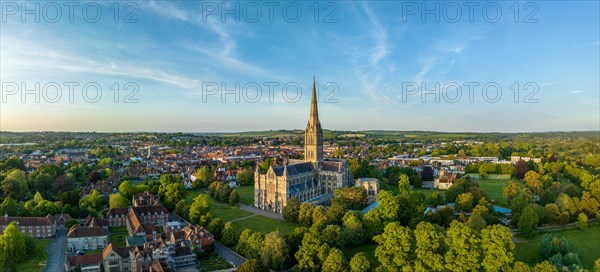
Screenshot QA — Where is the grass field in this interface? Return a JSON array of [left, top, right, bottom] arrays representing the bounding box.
[[208, 197, 253, 222], [468, 174, 512, 207], [342, 242, 379, 268], [237, 185, 254, 205], [16, 239, 51, 272], [185, 189, 254, 222], [515, 223, 600, 269], [186, 189, 203, 202], [232, 215, 299, 235]]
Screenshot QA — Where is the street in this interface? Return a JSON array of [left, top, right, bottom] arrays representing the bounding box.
[[43, 226, 67, 272]]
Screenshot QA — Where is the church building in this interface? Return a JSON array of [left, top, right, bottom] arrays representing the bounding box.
[[254, 78, 353, 213]]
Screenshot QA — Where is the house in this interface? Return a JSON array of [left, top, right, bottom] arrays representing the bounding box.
[[355, 178, 380, 199], [434, 170, 457, 190], [65, 254, 103, 272], [102, 243, 131, 272], [67, 225, 109, 253], [132, 191, 160, 207], [0, 214, 70, 238]]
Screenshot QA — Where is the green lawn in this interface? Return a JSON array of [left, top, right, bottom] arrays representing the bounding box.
[[472, 175, 512, 207], [342, 242, 379, 268], [186, 189, 203, 202], [185, 189, 254, 222], [232, 215, 299, 235], [110, 233, 127, 247], [237, 185, 254, 205], [209, 197, 254, 222], [16, 239, 51, 272], [515, 223, 600, 269]]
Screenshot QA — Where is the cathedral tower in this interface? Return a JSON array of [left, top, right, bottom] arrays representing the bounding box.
[[305, 78, 323, 163]]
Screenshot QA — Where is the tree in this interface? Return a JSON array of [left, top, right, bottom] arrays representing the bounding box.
[[236, 168, 254, 186], [468, 214, 487, 232], [515, 160, 529, 180], [1, 169, 29, 200], [65, 218, 78, 228], [349, 252, 371, 272], [283, 197, 300, 223], [413, 221, 445, 272], [194, 166, 213, 188], [341, 211, 364, 246], [119, 181, 141, 199], [221, 222, 237, 247], [363, 210, 384, 239], [208, 218, 224, 239], [0, 222, 26, 261], [189, 194, 211, 224], [175, 200, 190, 220], [375, 190, 399, 222], [52, 174, 74, 194], [321, 224, 343, 248], [229, 189, 240, 205], [518, 205, 539, 237], [373, 222, 413, 270], [80, 189, 106, 212], [322, 247, 349, 272], [532, 260, 558, 272], [456, 192, 474, 212], [236, 259, 265, 272], [576, 213, 588, 229], [87, 171, 102, 183], [428, 191, 445, 206], [109, 194, 130, 208], [298, 203, 315, 227], [444, 221, 480, 272], [161, 183, 185, 210], [332, 186, 369, 210], [295, 232, 330, 271], [260, 231, 290, 271], [398, 174, 411, 197], [480, 225, 515, 272]]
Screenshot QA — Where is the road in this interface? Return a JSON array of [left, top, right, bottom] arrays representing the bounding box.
[[43, 226, 67, 272], [239, 204, 283, 220]]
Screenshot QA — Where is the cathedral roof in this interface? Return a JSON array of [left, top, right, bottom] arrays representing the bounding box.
[[272, 162, 314, 176], [320, 161, 342, 172]]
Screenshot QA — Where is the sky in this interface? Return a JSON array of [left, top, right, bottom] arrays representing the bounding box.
[[1, 1, 599, 132]]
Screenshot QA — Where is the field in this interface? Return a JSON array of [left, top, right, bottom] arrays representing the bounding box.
[[16, 239, 51, 272], [185, 189, 253, 222], [232, 215, 299, 235], [468, 174, 512, 207], [342, 242, 379, 268], [237, 185, 254, 205], [515, 223, 600, 269]]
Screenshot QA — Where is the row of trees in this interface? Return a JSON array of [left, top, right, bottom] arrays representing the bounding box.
[[208, 181, 239, 205]]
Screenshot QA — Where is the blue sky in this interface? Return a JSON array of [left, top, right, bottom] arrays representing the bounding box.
[[1, 1, 599, 132]]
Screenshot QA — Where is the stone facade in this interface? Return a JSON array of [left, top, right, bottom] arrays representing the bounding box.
[[254, 79, 352, 213], [67, 225, 109, 253]]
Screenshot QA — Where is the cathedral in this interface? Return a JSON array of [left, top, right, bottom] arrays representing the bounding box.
[[254, 78, 353, 213]]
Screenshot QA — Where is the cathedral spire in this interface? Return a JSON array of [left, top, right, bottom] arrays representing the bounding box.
[[305, 77, 323, 163], [309, 76, 319, 126]]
